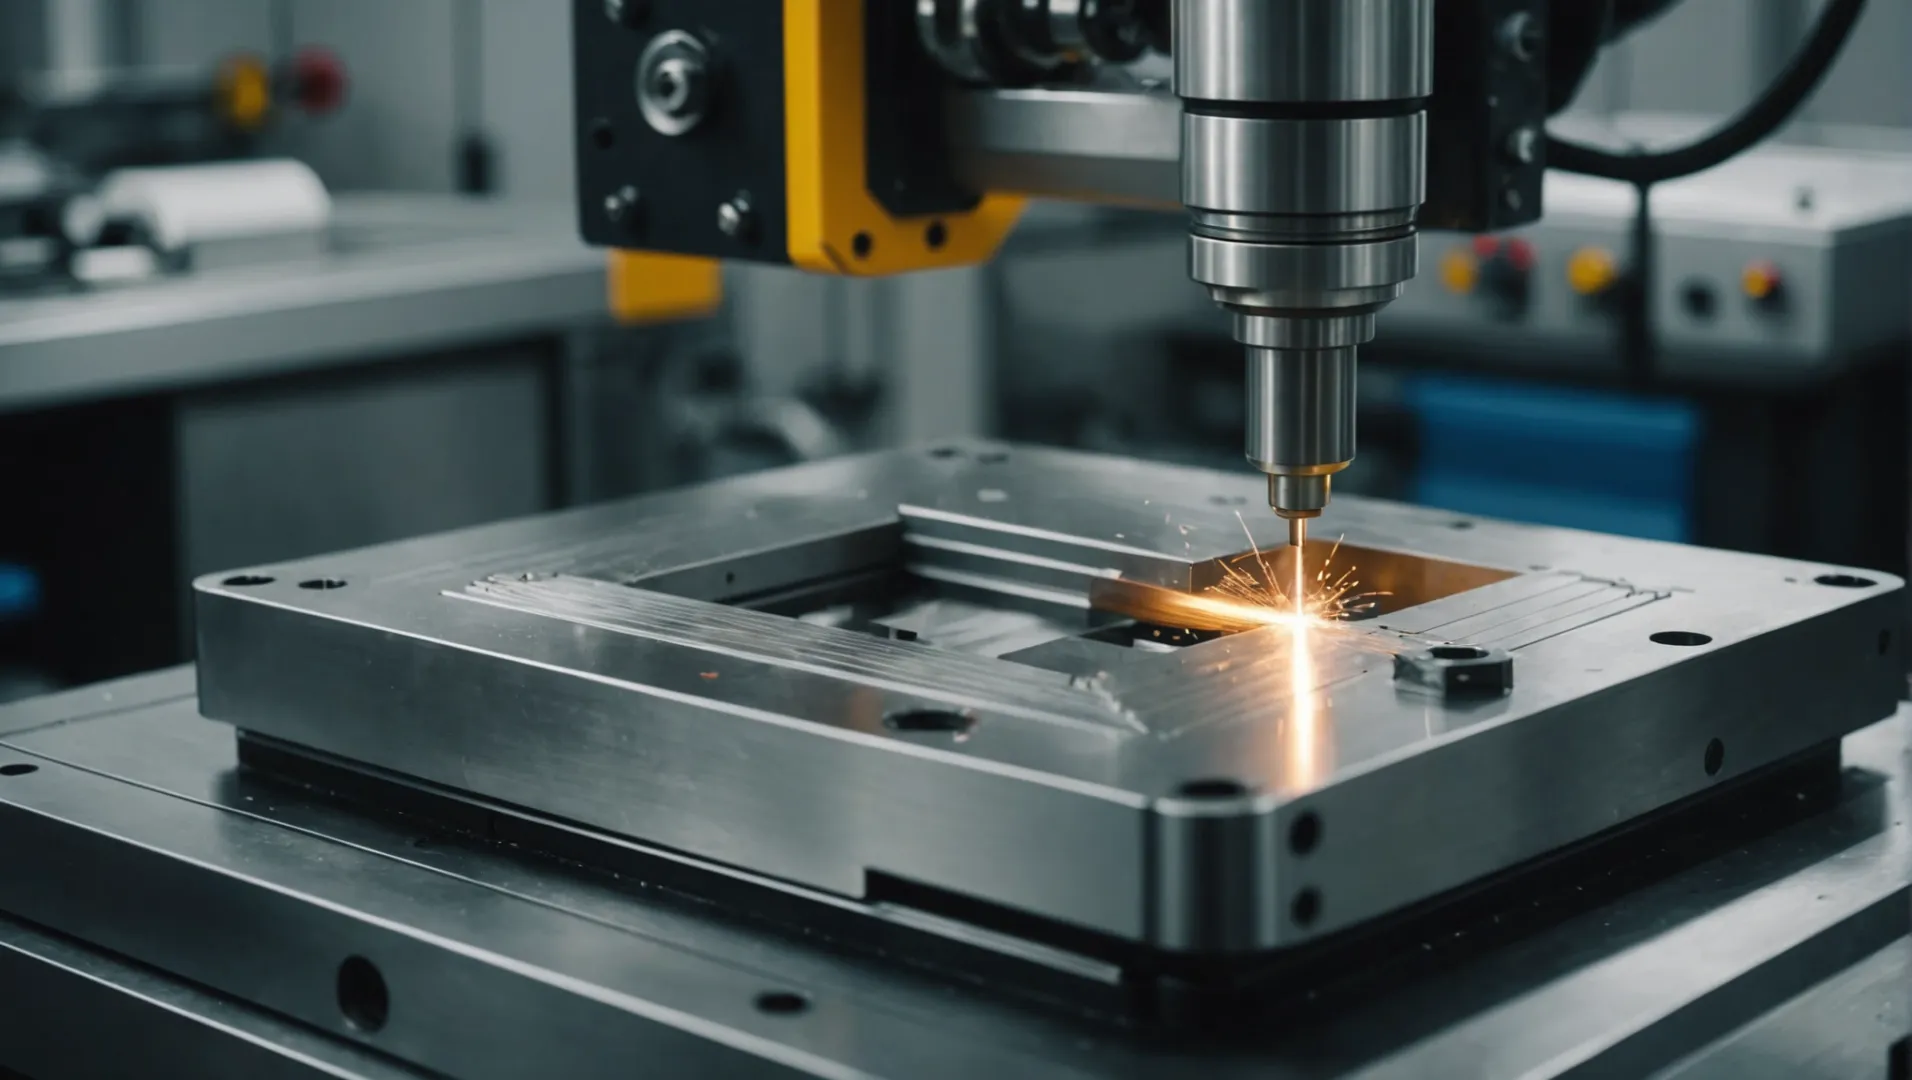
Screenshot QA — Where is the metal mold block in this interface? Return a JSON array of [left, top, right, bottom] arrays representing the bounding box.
[[192, 444, 1905, 954]]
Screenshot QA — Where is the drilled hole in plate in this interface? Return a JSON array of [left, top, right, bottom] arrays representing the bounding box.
[[1291, 887, 1322, 928], [299, 578, 347, 591], [925, 221, 947, 250], [927, 446, 963, 459], [1429, 644, 1488, 660], [755, 990, 809, 1015], [0, 763, 38, 777], [336, 956, 389, 1032], [1651, 631, 1711, 647], [223, 574, 274, 586], [1704, 738, 1725, 777], [1815, 573, 1875, 588], [589, 118, 615, 149], [1289, 810, 1322, 856], [1176, 777, 1248, 799], [884, 708, 972, 734], [851, 232, 873, 259]]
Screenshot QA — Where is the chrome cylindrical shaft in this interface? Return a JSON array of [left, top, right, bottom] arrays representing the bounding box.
[[1247, 346, 1356, 518], [1172, 0, 1432, 519]]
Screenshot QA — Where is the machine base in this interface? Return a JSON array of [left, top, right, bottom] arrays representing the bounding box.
[[237, 727, 1848, 1031], [0, 671, 1903, 1077]]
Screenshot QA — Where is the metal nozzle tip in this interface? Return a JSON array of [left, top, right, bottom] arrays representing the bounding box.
[[1288, 517, 1306, 550], [1268, 473, 1331, 518]]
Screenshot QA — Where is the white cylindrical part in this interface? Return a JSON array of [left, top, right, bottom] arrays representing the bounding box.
[[94, 159, 333, 252]]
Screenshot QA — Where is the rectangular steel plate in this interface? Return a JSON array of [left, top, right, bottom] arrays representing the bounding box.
[[193, 445, 1906, 953]]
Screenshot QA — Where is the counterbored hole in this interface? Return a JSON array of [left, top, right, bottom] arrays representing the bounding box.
[[336, 956, 390, 1032], [1651, 631, 1712, 647], [1704, 738, 1725, 776], [1816, 573, 1876, 588], [926, 220, 947, 250], [851, 231, 873, 259], [1291, 887, 1322, 928], [755, 991, 809, 1015], [1289, 811, 1321, 856], [299, 578, 347, 591], [884, 708, 972, 734], [0, 764, 38, 777], [223, 574, 274, 586], [1430, 645, 1488, 660], [1176, 777, 1248, 799]]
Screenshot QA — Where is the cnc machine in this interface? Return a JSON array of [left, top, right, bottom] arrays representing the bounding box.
[[0, 3, 1905, 1077]]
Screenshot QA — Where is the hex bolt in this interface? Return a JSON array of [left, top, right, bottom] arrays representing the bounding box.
[[717, 194, 758, 243], [1504, 126, 1539, 166], [604, 185, 641, 226]]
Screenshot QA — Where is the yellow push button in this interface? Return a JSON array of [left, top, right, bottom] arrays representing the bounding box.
[[1438, 248, 1480, 294], [215, 53, 273, 131], [1742, 260, 1784, 303], [1567, 246, 1620, 296]]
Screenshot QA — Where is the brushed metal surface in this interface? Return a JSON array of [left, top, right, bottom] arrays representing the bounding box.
[[192, 445, 1906, 952], [1181, 114, 1426, 219], [1172, 0, 1434, 103], [0, 692, 1905, 1077]]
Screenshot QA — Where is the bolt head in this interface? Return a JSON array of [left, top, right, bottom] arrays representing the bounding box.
[[716, 200, 745, 237], [636, 31, 713, 137], [604, 185, 639, 224], [1504, 126, 1539, 166]]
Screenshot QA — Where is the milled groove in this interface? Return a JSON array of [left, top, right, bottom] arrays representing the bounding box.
[[458, 575, 1144, 735]]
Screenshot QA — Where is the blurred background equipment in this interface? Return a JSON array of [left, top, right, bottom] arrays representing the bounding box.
[[0, 0, 727, 695]]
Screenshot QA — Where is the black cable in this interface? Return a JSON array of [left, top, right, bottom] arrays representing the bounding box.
[[1547, 0, 1867, 184]]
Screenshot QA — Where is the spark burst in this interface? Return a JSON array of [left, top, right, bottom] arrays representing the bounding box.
[[1206, 512, 1390, 623]]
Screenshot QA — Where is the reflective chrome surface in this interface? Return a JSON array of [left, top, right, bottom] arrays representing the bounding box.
[[1172, 0, 1435, 103], [188, 446, 1905, 955], [1245, 346, 1357, 489], [1188, 232, 1415, 310], [1170, 0, 1433, 515], [1182, 114, 1426, 219], [0, 665, 1905, 1077]]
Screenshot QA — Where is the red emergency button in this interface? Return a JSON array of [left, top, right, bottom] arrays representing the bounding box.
[[292, 47, 349, 115], [1502, 237, 1536, 273]]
